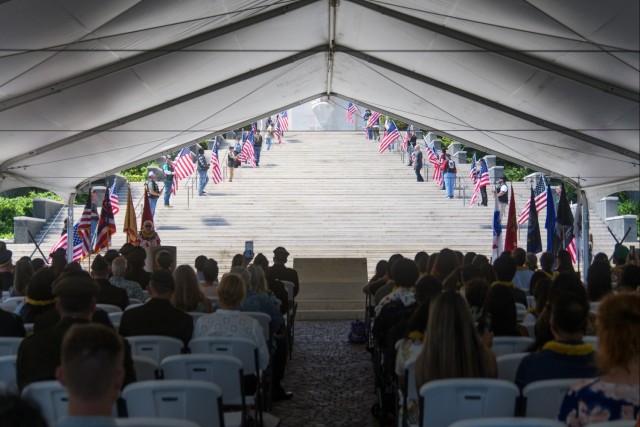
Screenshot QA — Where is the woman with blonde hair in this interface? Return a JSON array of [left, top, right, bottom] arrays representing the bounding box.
[[415, 291, 496, 390], [171, 265, 212, 313], [558, 293, 639, 426]]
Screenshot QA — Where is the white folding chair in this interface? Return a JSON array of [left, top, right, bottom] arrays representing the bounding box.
[[161, 354, 247, 427], [243, 311, 271, 344], [128, 298, 144, 305], [125, 335, 184, 365], [589, 301, 599, 314], [526, 296, 535, 308], [515, 303, 528, 322], [492, 336, 534, 357], [586, 421, 637, 427], [0, 337, 23, 356], [21, 380, 68, 426], [96, 303, 123, 313], [419, 378, 520, 427], [521, 321, 535, 339], [115, 418, 200, 427], [0, 296, 24, 313], [450, 417, 564, 426], [401, 358, 419, 427], [24, 323, 34, 335], [582, 336, 599, 352], [132, 355, 160, 381], [125, 303, 144, 311], [109, 312, 124, 328], [0, 355, 17, 393], [496, 353, 529, 384], [1, 291, 9, 302], [122, 379, 224, 427], [523, 378, 589, 419]]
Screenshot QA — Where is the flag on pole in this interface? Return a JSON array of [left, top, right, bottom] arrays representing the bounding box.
[[274, 118, 283, 144], [94, 187, 116, 253], [210, 151, 222, 184], [469, 154, 478, 184], [238, 132, 256, 167], [526, 187, 543, 254], [346, 103, 357, 124], [379, 121, 400, 153], [492, 193, 503, 261], [469, 158, 490, 207], [123, 185, 137, 244], [424, 142, 443, 187], [401, 130, 410, 152], [173, 147, 195, 181], [366, 111, 381, 128], [141, 189, 153, 226], [504, 184, 518, 252], [554, 184, 574, 255], [109, 181, 120, 216], [50, 222, 90, 262], [277, 111, 289, 132], [569, 191, 582, 264], [77, 195, 93, 239], [545, 184, 556, 252], [518, 175, 548, 224]]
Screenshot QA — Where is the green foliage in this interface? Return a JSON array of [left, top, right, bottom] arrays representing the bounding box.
[[617, 192, 640, 236], [119, 162, 160, 182], [0, 191, 62, 238]]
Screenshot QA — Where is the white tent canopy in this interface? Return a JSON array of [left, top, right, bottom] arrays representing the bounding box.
[[1, 0, 638, 204]]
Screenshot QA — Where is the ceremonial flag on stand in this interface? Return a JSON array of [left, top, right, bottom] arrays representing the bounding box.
[[469, 158, 490, 207], [469, 154, 478, 184], [173, 147, 195, 180], [109, 181, 120, 216], [346, 103, 357, 124], [123, 186, 137, 244], [210, 151, 222, 184], [526, 187, 543, 254], [567, 191, 582, 264], [518, 175, 548, 224], [366, 111, 381, 128], [554, 184, 574, 256], [94, 187, 116, 253], [238, 132, 256, 167], [401, 130, 410, 152], [545, 184, 556, 252], [77, 195, 93, 239], [141, 190, 153, 226], [278, 111, 289, 132], [274, 119, 283, 144], [504, 184, 518, 251], [492, 193, 503, 261], [50, 222, 90, 262], [379, 121, 400, 153]]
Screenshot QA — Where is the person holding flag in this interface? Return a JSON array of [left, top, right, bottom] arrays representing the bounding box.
[[163, 156, 175, 207]]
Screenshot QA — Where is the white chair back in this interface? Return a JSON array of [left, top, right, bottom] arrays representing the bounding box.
[[0, 355, 17, 392], [492, 336, 534, 357], [0, 337, 23, 356], [0, 296, 24, 312], [189, 336, 259, 378], [521, 320, 535, 339], [496, 352, 528, 383], [243, 311, 271, 342], [109, 312, 124, 328], [21, 380, 68, 426], [125, 303, 144, 311], [96, 303, 123, 313], [129, 298, 144, 305], [419, 378, 519, 427], [450, 417, 564, 426], [115, 417, 200, 427], [132, 355, 160, 381], [281, 281, 295, 306], [585, 421, 637, 427], [589, 301, 599, 314], [122, 379, 224, 427], [523, 378, 587, 419], [125, 335, 184, 364]]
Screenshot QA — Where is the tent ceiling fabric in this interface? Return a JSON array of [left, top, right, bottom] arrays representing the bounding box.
[[0, 0, 638, 202]]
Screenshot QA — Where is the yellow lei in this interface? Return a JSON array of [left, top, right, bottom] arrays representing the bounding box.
[[24, 297, 55, 306], [543, 340, 594, 356], [407, 331, 425, 341], [492, 281, 515, 288]]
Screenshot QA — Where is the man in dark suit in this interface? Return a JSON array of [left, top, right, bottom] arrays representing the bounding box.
[[91, 254, 129, 310], [268, 246, 300, 297], [118, 269, 193, 348], [0, 307, 25, 337], [16, 272, 136, 392]]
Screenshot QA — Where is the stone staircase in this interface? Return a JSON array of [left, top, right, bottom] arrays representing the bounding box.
[[9, 132, 617, 318]]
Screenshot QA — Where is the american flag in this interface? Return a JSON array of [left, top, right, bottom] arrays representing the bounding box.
[[424, 140, 443, 186], [251, 122, 257, 133], [366, 111, 381, 128], [568, 237, 578, 264], [379, 121, 400, 153], [470, 159, 490, 207], [401, 130, 410, 152], [77, 195, 93, 238], [94, 187, 116, 253], [173, 147, 195, 180], [517, 175, 548, 225], [469, 154, 478, 185], [109, 180, 120, 216], [274, 119, 283, 144], [210, 151, 222, 184], [346, 103, 357, 124], [50, 222, 90, 262], [238, 132, 256, 167], [277, 111, 289, 132], [492, 195, 503, 261]]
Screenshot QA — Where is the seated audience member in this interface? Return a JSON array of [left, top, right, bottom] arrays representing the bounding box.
[[525, 252, 538, 271], [415, 291, 496, 391], [54, 324, 124, 427], [156, 250, 174, 273], [30, 257, 46, 272], [171, 264, 212, 313], [375, 258, 419, 316], [242, 265, 284, 331], [0, 307, 25, 337], [463, 278, 490, 323], [558, 293, 639, 425], [522, 277, 552, 324], [556, 249, 576, 274], [527, 270, 548, 297], [109, 256, 147, 302], [0, 247, 14, 291], [538, 251, 556, 279], [119, 269, 193, 347], [253, 253, 287, 314], [492, 255, 528, 307], [194, 255, 207, 282], [18, 267, 56, 324], [480, 283, 529, 337], [617, 264, 639, 293], [480, 263, 497, 284], [17, 273, 135, 392], [430, 248, 459, 281], [512, 248, 534, 292], [442, 267, 463, 292], [373, 254, 404, 304], [268, 246, 300, 297], [471, 254, 490, 267], [119, 242, 135, 257], [125, 246, 150, 290], [415, 251, 429, 274], [199, 258, 219, 298], [91, 254, 129, 310], [462, 251, 476, 267], [0, 394, 48, 427], [363, 259, 388, 294], [49, 248, 67, 278], [610, 244, 629, 288], [231, 253, 244, 268], [9, 257, 33, 296], [460, 264, 482, 289], [516, 293, 597, 390], [586, 261, 613, 303], [103, 250, 120, 275]]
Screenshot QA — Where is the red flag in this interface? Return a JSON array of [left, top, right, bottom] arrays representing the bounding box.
[[94, 187, 117, 253], [504, 184, 518, 251], [141, 189, 153, 226]]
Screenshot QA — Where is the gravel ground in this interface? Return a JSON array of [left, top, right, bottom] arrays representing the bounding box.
[[270, 320, 378, 427]]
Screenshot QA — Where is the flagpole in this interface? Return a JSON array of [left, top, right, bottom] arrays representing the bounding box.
[[576, 178, 581, 275]]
